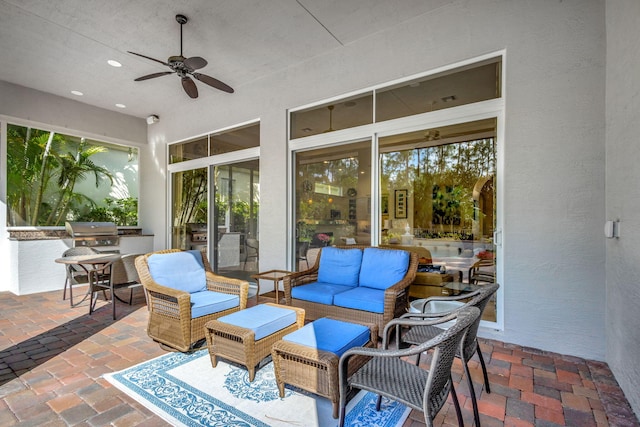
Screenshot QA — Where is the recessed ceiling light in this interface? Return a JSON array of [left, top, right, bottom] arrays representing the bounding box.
[[71, 90, 83, 96], [107, 60, 122, 67], [115, 103, 126, 109]]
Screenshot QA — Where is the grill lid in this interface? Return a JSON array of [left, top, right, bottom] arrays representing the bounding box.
[[65, 221, 118, 237]]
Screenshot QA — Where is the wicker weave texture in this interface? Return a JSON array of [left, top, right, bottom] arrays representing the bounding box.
[[283, 245, 418, 337], [204, 303, 305, 381], [135, 249, 249, 352], [338, 307, 480, 427], [271, 320, 377, 419]]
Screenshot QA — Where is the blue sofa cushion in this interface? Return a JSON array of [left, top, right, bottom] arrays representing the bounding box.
[[317, 247, 363, 287], [333, 286, 386, 314], [217, 304, 297, 340], [359, 248, 410, 290], [190, 290, 239, 319], [283, 318, 370, 358], [291, 282, 355, 305], [147, 250, 207, 293]]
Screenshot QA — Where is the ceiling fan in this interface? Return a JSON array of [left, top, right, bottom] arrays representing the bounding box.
[[128, 14, 234, 98]]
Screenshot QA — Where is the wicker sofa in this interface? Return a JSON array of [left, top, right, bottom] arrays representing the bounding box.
[[283, 245, 418, 336]]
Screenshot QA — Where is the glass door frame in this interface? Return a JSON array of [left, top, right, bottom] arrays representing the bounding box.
[[167, 146, 260, 261], [288, 98, 505, 330]]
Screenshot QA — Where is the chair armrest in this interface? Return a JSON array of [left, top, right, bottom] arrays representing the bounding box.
[[408, 290, 481, 314], [282, 268, 319, 304], [205, 272, 249, 309], [383, 310, 460, 348]]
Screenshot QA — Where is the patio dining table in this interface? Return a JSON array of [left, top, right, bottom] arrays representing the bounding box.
[[55, 253, 122, 315]]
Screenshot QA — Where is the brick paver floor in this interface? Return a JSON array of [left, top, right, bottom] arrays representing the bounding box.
[[1, 289, 638, 426]]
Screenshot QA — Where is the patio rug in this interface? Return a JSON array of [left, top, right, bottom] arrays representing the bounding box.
[[104, 350, 410, 427]]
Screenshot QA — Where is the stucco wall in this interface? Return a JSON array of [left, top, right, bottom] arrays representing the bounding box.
[[605, 0, 640, 418], [144, 0, 608, 360]]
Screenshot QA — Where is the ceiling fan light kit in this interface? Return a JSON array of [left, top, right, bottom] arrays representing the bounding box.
[[129, 14, 234, 99]]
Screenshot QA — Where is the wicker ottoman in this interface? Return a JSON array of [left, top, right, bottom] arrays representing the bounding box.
[[204, 303, 305, 381], [271, 317, 377, 418]]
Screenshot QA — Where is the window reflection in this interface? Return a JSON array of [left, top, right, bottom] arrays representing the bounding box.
[[294, 141, 371, 269]]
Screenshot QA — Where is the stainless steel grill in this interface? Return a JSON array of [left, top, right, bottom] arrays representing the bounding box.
[[65, 221, 120, 251]]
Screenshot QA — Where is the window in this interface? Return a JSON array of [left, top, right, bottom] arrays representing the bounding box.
[[170, 122, 260, 278], [169, 122, 260, 164], [294, 140, 371, 267], [6, 123, 139, 226]]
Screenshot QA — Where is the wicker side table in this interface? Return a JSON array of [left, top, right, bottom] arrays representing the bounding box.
[[271, 318, 378, 419], [204, 303, 305, 381]]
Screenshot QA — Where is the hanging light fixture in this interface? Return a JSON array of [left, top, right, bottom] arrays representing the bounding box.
[[323, 105, 335, 133]]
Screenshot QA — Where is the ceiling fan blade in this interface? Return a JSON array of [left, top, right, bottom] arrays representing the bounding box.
[[192, 72, 234, 93], [182, 76, 198, 98], [127, 51, 169, 66], [134, 71, 173, 81], [183, 56, 207, 70]]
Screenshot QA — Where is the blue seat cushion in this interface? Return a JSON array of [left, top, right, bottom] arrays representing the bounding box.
[[283, 318, 370, 358], [190, 290, 239, 319], [217, 304, 297, 340], [317, 247, 363, 287], [359, 248, 410, 290], [333, 287, 386, 314], [147, 250, 207, 293], [291, 282, 354, 305]]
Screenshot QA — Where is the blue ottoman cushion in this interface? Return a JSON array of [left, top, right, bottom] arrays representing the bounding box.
[[190, 290, 239, 319], [283, 318, 370, 358], [217, 304, 297, 340]]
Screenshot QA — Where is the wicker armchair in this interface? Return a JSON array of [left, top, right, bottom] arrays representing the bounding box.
[[338, 306, 481, 427], [283, 245, 418, 337], [399, 283, 500, 427], [135, 249, 249, 352]]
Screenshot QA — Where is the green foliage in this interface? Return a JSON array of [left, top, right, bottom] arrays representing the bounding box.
[[76, 197, 138, 226], [6, 124, 120, 226]]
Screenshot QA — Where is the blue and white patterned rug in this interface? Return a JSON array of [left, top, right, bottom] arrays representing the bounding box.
[[104, 350, 410, 427]]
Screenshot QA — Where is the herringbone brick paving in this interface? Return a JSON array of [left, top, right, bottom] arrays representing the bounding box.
[[0, 289, 638, 426]]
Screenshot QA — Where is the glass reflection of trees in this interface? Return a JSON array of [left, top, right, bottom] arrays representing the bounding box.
[[381, 138, 495, 240]]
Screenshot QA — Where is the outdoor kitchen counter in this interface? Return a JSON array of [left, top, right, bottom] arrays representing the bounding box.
[[6, 230, 154, 296]]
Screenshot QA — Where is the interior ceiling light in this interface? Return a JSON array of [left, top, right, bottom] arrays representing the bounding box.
[[107, 60, 122, 67], [115, 103, 126, 109], [425, 130, 440, 141], [441, 95, 456, 102], [71, 90, 83, 96]]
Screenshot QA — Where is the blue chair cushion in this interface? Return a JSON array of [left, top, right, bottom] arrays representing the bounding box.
[[359, 248, 410, 290], [291, 282, 354, 305], [190, 290, 239, 319], [147, 250, 207, 293], [217, 304, 297, 340], [333, 287, 386, 314], [317, 247, 363, 287], [283, 318, 370, 358]]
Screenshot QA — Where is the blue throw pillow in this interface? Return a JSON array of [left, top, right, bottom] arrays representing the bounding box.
[[147, 250, 207, 293], [317, 247, 363, 287], [359, 248, 410, 290]]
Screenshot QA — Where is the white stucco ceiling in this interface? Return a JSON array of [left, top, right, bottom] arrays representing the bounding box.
[[0, 0, 450, 119]]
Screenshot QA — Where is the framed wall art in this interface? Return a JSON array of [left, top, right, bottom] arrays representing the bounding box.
[[395, 189, 407, 219]]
